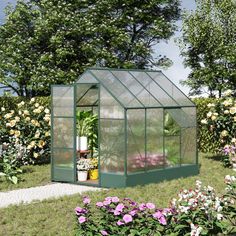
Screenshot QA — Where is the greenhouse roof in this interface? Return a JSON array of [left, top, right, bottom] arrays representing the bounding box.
[[76, 68, 195, 108]]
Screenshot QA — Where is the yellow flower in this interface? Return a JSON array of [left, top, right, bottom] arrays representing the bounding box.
[[201, 119, 208, 124], [9, 129, 15, 135], [31, 119, 36, 125], [27, 144, 33, 150], [17, 101, 25, 107], [231, 138, 236, 143], [223, 99, 233, 106], [15, 116, 20, 122], [38, 140, 46, 148], [30, 141, 36, 147], [4, 113, 12, 119], [23, 110, 29, 115], [221, 130, 228, 137], [229, 107, 236, 115], [35, 121, 40, 127], [211, 115, 217, 121], [45, 131, 50, 137], [234, 117, 236, 122], [207, 103, 215, 108], [9, 120, 16, 127], [33, 152, 39, 158], [35, 103, 39, 108], [25, 117, 30, 121], [14, 130, 21, 137], [223, 89, 232, 97], [38, 106, 44, 112], [33, 109, 40, 114], [43, 115, 50, 122]]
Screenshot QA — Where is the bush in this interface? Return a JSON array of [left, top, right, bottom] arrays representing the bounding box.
[[0, 97, 50, 183], [74, 176, 236, 235], [193, 97, 222, 153]]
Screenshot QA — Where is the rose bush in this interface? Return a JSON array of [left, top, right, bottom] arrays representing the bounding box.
[[0, 98, 50, 183], [200, 90, 236, 166], [75, 177, 236, 235]]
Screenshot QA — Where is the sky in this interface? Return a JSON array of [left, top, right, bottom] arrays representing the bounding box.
[[0, 0, 196, 95]]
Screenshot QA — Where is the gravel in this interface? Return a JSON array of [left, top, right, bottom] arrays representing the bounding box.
[[0, 183, 101, 208]]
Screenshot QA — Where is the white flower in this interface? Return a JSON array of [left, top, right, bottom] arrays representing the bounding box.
[[207, 103, 215, 108], [30, 98, 35, 103], [231, 138, 236, 143], [201, 119, 208, 124], [230, 107, 236, 115], [17, 101, 25, 107], [223, 99, 233, 106], [1, 107, 5, 111], [33, 152, 39, 158], [224, 110, 229, 114], [4, 113, 12, 119], [23, 110, 29, 115], [217, 213, 223, 220], [207, 112, 212, 118], [44, 108, 50, 114], [35, 103, 39, 108], [221, 130, 228, 137], [211, 115, 217, 121], [15, 116, 20, 122], [223, 89, 232, 97]]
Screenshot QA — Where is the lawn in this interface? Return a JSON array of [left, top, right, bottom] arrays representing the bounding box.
[[0, 154, 235, 235], [0, 164, 50, 192]]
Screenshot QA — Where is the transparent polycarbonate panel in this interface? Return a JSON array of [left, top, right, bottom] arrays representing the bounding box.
[[164, 136, 181, 167], [130, 71, 178, 106], [53, 86, 74, 117], [77, 71, 99, 83], [164, 110, 181, 136], [53, 149, 74, 168], [100, 119, 125, 173], [77, 84, 99, 106], [182, 107, 197, 127], [100, 86, 124, 119], [90, 69, 143, 108], [53, 118, 74, 148], [147, 72, 195, 106], [181, 127, 197, 165], [111, 70, 161, 107], [127, 109, 145, 173], [167, 108, 196, 128], [146, 109, 165, 170]]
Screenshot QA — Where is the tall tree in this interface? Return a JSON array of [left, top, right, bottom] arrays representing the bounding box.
[[0, 0, 180, 97], [180, 0, 236, 97]]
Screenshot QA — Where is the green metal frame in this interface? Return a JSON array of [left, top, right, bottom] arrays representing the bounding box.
[[51, 68, 199, 188]]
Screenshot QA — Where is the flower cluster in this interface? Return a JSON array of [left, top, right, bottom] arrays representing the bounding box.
[[75, 177, 236, 235], [201, 89, 236, 166], [0, 98, 51, 165]]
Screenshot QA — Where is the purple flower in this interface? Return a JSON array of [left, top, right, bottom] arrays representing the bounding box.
[[159, 216, 167, 225], [101, 230, 108, 235], [146, 202, 155, 209], [117, 220, 124, 226], [83, 196, 91, 205], [96, 202, 104, 207], [75, 207, 87, 215], [153, 211, 167, 225], [103, 200, 111, 206], [112, 196, 120, 203], [78, 216, 86, 224], [115, 203, 124, 212], [105, 197, 112, 201], [123, 214, 133, 224], [139, 203, 146, 211]]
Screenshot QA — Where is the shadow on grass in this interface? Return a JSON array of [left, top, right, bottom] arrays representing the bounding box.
[[203, 153, 224, 162]]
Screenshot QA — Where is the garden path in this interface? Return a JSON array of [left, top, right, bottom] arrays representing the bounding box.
[[0, 183, 101, 208]]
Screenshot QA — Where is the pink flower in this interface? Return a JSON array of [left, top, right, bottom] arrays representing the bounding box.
[[105, 197, 112, 201], [146, 202, 155, 209], [75, 207, 87, 215], [101, 230, 108, 235], [112, 196, 120, 203], [115, 203, 124, 212], [129, 210, 137, 216], [83, 196, 91, 205], [114, 210, 121, 216], [117, 220, 124, 226], [159, 216, 167, 225], [139, 203, 146, 211], [96, 202, 104, 207], [103, 200, 111, 206], [123, 214, 133, 224], [153, 211, 162, 219], [78, 216, 86, 224]]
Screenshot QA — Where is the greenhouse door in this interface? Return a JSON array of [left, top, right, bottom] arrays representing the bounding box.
[[51, 85, 76, 182]]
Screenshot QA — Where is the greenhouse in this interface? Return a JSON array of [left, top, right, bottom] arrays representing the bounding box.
[[51, 68, 198, 188]]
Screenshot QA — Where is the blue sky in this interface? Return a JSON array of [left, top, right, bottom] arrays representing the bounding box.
[[0, 0, 196, 95]]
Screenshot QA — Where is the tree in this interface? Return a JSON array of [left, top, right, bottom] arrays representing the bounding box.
[[0, 0, 180, 97], [180, 0, 236, 97]]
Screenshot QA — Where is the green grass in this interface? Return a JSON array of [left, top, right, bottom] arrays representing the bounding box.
[[0, 164, 50, 192], [0, 154, 235, 235]]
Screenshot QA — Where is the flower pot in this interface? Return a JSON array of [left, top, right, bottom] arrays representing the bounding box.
[[232, 163, 236, 172], [89, 169, 99, 180], [76, 136, 80, 151], [77, 170, 88, 181], [80, 136, 88, 151]]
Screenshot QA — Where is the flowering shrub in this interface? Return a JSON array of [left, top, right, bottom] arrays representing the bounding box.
[[75, 177, 236, 235], [200, 90, 236, 166], [0, 98, 51, 166]]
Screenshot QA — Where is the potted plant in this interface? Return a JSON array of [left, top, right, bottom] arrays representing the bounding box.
[[76, 110, 98, 151], [77, 158, 90, 181], [88, 157, 99, 180]]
